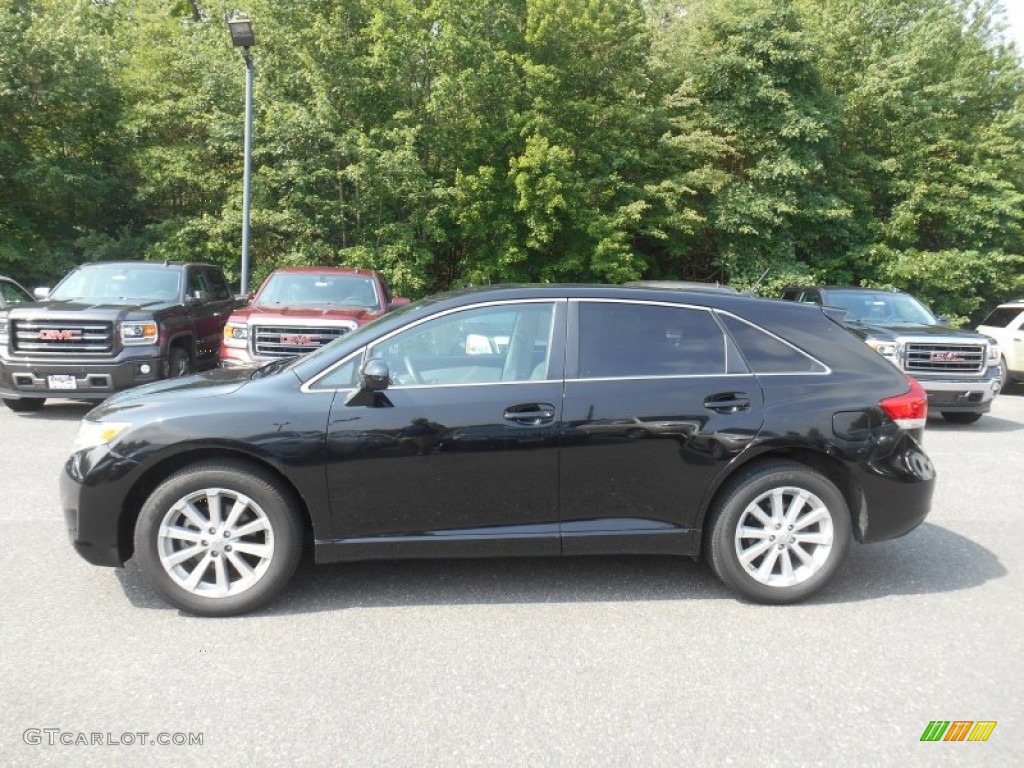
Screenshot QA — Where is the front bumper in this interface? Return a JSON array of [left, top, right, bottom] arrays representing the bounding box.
[[61, 447, 142, 567], [915, 374, 1001, 414], [0, 348, 164, 400]]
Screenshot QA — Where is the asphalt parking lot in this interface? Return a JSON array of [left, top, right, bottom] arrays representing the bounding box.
[[1, 388, 1021, 767]]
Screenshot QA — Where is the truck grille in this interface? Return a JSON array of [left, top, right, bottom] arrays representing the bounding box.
[[252, 325, 352, 358], [11, 319, 114, 354], [905, 342, 985, 374]]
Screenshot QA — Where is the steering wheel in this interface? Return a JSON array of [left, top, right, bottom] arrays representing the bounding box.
[[402, 355, 424, 385]]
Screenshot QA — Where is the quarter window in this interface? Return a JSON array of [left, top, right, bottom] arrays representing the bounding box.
[[369, 302, 555, 386], [718, 314, 826, 374], [577, 302, 727, 378]]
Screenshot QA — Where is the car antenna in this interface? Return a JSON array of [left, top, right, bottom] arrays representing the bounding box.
[[749, 267, 770, 295]]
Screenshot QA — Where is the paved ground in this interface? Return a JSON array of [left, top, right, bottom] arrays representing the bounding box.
[[0, 388, 1021, 767]]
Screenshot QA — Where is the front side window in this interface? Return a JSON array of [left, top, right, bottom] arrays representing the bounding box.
[[577, 301, 727, 378], [980, 307, 1024, 329], [1, 281, 29, 304], [369, 302, 555, 387]]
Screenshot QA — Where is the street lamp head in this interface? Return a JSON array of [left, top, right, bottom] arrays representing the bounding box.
[[227, 17, 255, 48]]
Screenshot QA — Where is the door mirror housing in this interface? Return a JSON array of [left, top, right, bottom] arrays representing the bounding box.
[[389, 297, 410, 310], [345, 358, 390, 406], [33, 287, 50, 300]]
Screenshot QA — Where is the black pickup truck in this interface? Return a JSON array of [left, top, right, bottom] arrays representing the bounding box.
[[0, 261, 240, 411]]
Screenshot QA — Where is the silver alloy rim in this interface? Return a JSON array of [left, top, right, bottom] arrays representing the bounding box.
[[157, 488, 274, 598], [734, 486, 834, 588]]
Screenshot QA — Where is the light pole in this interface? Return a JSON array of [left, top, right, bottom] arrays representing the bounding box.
[[227, 14, 255, 295]]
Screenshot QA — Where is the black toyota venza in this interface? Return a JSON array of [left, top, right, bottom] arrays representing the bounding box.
[[62, 285, 935, 616]]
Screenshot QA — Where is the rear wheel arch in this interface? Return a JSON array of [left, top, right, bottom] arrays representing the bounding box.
[[118, 448, 315, 564], [698, 448, 864, 548]]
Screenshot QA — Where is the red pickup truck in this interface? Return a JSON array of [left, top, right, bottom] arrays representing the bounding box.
[[220, 267, 408, 366]]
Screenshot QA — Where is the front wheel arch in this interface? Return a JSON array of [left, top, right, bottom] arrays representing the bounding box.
[[119, 448, 315, 565]]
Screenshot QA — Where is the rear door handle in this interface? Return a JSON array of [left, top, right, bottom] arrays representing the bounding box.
[[503, 403, 556, 425], [704, 393, 751, 413]]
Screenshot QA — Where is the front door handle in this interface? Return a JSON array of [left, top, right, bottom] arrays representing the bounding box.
[[503, 403, 556, 425], [704, 393, 751, 413]]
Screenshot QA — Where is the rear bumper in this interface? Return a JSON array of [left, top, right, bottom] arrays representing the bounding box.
[[856, 432, 936, 543]]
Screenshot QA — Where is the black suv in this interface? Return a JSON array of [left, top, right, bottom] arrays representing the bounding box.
[[0, 261, 239, 411], [780, 286, 1001, 424], [62, 285, 935, 616]]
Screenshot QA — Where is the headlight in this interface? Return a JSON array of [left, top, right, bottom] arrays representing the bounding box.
[[0, 316, 8, 345], [987, 342, 1000, 363], [71, 420, 131, 453], [865, 339, 900, 361], [121, 321, 158, 345], [223, 323, 248, 348]]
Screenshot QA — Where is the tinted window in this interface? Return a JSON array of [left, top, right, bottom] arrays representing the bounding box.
[[980, 307, 1024, 328], [205, 269, 231, 301], [187, 268, 208, 297], [369, 302, 555, 386], [313, 355, 360, 390], [719, 314, 826, 374], [577, 302, 726, 378], [1, 280, 29, 305]]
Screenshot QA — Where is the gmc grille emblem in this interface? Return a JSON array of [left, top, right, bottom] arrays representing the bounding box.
[[39, 329, 81, 341], [930, 351, 965, 362], [281, 334, 315, 346]]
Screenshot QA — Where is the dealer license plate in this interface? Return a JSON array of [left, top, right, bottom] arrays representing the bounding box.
[[47, 375, 78, 390]]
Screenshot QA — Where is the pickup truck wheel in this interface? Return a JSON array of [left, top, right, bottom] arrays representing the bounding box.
[[706, 461, 851, 604], [168, 346, 191, 378], [941, 412, 982, 424], [3, 398, 45, 412], [134, 460, 303, 616], [999, 357, 1009, 392]]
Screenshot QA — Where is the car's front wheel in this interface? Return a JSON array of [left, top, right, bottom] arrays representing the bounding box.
[[706, 461, 852, 604], [134, 460, 304, 616], [3, 397, 45, 412]]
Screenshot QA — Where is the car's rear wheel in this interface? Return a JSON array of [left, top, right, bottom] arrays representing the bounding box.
[[134, 460, 303, 616], [706, 461, 851, 604], [941, 412, 982, 424], [3, 397, 45, 412]]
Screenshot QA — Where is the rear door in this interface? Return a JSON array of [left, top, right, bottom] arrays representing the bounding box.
[[558, 299, 765, 555]]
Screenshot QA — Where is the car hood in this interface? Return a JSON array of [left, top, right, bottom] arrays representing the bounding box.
[[232, 304, 380, 323], [846, 321, 989, 341], [90, 367, 255, 418], [7, 299, 180, 318]]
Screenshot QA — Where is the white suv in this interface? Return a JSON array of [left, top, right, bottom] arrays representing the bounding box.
[[977, 300, 1024, 391]]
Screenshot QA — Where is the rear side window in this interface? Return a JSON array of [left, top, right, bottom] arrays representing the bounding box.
[[718, 313, 827, 374], [577, 301, 726, 378], [980, 307, 1023, 328]]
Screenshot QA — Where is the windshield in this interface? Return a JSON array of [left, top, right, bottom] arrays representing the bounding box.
[[256, 273, 381, 310], [50, 265, 181, 302], [825, 291, 937, 326]]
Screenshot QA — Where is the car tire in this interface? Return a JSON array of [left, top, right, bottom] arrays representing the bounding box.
[[941, 412, 982, 424], [999, 357, 1009, 393], [134, 460, 304, 617], [3, 397, 45, 412], [168, 346, 192, 378], [706, 461, 851, 604]]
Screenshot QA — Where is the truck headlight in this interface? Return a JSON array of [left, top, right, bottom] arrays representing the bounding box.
[[223, 323, 248, 348], [121, 321, 159, 345], [865, 339, 900, 362], [987, 342, 1000, 363], [0, 317, 8, 345], [71, 420, 131, 453]]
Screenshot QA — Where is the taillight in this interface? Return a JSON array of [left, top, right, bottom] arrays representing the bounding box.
[[880, 376, 928, 429]]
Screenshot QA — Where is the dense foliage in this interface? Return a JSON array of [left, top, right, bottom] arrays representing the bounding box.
[[2, 0, 1022, 323]]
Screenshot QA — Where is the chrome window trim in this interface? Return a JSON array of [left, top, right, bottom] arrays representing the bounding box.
[[301, 298, 561, 393]]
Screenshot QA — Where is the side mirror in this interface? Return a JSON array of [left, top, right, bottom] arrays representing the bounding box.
[[360, 358, 390, 391], [345, 358, 390, 406], [389, 297, 410, 310], [33, 287, 50, 300], [936, 314, 951, 326]]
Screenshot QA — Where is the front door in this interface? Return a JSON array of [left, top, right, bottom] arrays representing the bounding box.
[[322, 299, 567, 559]]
